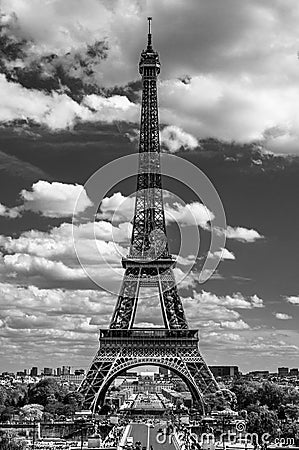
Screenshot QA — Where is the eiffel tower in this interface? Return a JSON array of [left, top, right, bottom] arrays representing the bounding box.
[[79, 18, 219, 412]]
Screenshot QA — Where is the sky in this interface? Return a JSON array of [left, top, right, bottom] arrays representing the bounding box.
[[0, 0, 298, 375]]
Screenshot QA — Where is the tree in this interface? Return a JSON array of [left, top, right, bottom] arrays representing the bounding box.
[[0, 386, 8, 406], [204, 392, 227, 413], [247, 406, 279, 437], [258, 382, 285, 410], [63, 391, 84, 412], [230, 380, 260, 410], [20, 404, 44, 422], [44, 401, 70, 418], [28, 378, 67, 406], [0, 406, 20, 423], [283, 404, 299, 421], [204, 389, 236, 413], [0, 431, 25, 449], [175, 381, 188, 393]]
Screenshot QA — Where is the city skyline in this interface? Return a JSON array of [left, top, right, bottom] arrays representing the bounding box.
[[0, 0, 298, 374]]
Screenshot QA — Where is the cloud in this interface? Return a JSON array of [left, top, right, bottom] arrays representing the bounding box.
[[3, 253, 86, 281], [83, 94, 138, 121], [274, 313, 292, 320], [286, 296, 299, 305], [180, 290, 264, 333], [220, 320, 250, 330], [0, 282, 117, 367], [160, 125, 199, 153], [176, 254, 196, 266], [210, 248, 235, 261], [98, 193, 214, 229], [165, 201, 214, 228], [20, 180, 93, 217], [0, 219, 131, 290], [97, 195, 263, 262], [1, 0, 299, 153], [0, 203, 21, 219], [0, 0, 112, 55], [159, 76, 299, 152], [225, 225, 263, 243], [0, 74, 138, 130], [98, 192, 135, 222], [186, 290, 264, 311]]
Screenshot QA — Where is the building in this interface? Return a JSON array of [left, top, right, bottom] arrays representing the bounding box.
[[209, 366, 239, 378], [43, 367, 53, 376], [16, 371, 25, 377], [161, 388, 192, 408], [56, 367, 62, 376], [62, 365, 71, 375], [59, 373, 84, 386], [30, 367, 38, 377], [289, 368, 298, 377], [278, 367, 289, 377], [248, 370, 269, 378], [159, 367, 169, 377]]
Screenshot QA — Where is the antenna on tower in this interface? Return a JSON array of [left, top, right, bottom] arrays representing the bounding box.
[[147, 16, 153, 50]]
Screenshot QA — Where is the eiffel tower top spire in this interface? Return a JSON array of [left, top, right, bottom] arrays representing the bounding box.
[[147, 16, 153, 50], [139, 18, 160, 79]]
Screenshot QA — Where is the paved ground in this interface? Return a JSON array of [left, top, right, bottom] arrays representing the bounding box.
[[133, 393, 165, 411], [127, 422, 177, 450]]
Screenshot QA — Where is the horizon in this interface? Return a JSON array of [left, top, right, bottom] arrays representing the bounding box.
[[0, 0, 298, 374]]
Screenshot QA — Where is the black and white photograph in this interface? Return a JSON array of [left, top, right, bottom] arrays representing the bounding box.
[[0, 1, 298, 449]]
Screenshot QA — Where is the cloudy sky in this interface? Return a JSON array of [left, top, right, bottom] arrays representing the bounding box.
[[0, 0, 298, 374]]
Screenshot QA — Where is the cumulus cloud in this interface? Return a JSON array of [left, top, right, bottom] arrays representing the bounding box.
[[0, 74, 138, 130], [98, 192, 135, 222], [98, 194, 263, 250], [182, 290, 264, 331], [275, 312, 292, 320], [159, 76, 299, 152], [160, 125, 199, 153], [225, 226, 263, 243], [98, 193, 214, 229], [20, 180, 92, 217], [165, 201, 214, 228], [209, 248, 235, 261], [0, 203, 21, 219], [220, 320, 250, 330], [186, 290, 264, 311], [3, 253, 86, 281], [286, 296, 299, 305], [0, 0, 298, 152], [0, 219, 130, 290], [0, 282, 117, 367]]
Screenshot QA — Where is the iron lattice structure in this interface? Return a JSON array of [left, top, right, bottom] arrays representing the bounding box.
[[79, 18, 219, 411]]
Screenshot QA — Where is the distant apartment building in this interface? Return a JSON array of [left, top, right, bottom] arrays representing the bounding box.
[[248, 370, 269, 378], [43, 367, 53, 376], [161, 388, 192, 408], [59, 373, 84, 386], [30, 367, 38, 377], [278, 367, 289, 377], [289, 368, 299, 377], [62, 366, 71, 375], [209, 366, 239, 378], [16, 371, 25, 377]]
